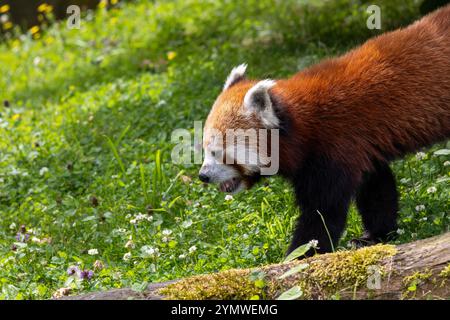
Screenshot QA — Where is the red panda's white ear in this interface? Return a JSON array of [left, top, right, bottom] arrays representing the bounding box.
[[244, 79, 279, 128], [223, 63, 247, 90]]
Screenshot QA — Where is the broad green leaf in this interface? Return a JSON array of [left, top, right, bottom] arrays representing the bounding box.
[[283, 243, 312, 262], [434, 149, 450, 156], [278, 263, 309, 279], [277, 286, 303, 300]]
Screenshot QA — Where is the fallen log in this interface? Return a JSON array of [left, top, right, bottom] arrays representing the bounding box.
[[62, 232, 450, 300]]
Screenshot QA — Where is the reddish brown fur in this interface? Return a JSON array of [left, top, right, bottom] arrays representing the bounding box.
[[204, 6, 450, 253], [209, 5, 450, 182], [272, 5, 450, 178]]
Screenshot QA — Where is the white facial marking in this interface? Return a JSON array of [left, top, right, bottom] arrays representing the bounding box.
[[200, 136, 240, 184]]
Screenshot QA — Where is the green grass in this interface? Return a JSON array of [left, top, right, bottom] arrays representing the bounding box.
[[0, 0, 448, 299]]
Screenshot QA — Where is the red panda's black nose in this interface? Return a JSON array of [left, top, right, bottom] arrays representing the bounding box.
[[199, 173, 210, 183]]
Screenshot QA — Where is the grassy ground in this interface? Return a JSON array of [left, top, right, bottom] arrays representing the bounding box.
[[0, 0, 448, 299]]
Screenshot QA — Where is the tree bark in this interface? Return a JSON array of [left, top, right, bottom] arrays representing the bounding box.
[[61, 232, 450, 300]]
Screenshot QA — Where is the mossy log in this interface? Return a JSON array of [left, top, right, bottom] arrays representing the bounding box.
[[63, 232, 450, 300]]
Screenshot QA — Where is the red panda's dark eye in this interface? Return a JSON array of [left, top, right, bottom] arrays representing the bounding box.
[[211, 151, 216, 157]]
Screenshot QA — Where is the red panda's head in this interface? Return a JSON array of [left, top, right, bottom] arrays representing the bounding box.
[[199, 64, 281, 193]]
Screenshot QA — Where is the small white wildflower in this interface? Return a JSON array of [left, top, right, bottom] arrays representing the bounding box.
[[9, 222, 16, 230], [0, 14, 9, 23], [162, 236, 169, 243], [178, 254, 186, 259], [125, 240, 135, 249], [88, 249, 99, 255], [422, 217, 428, 221], [415, 204, 426, 212], [396, 228, 405, 235], [141, 246, 158, 258], [427, 186, 437, 194], [162, 229, 172, 236], [224, 194, 234, 201], [39, 167, 49, 176], [31, 236, 41, 243], [130, 219, 137, 224], [123, 252, 131, 261], [308, 239, 319, 249], [135, 213, 147, 221], [146, 215, 153, 222], [33, 56, 41, 66], [444, 161, 450, 167], [181, 219, 193, 228], [415, 152, 426, 160], [188, 245, 197, 253]]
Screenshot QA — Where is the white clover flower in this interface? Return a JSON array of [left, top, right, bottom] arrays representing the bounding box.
[[162, 229, 172, 236], [444, 161, 450, 167], [308, 239, 319, 249], [123, 252, 131, 261], [427, 186, 437, 194], [141, 246, 159, 258], [143, 246, 154, 255], [178, 254, 186, 259], [39, 167, 49, 176], [415, 204, 426, 212], [31, 236, 41, 243], [125, 240, 135, 249], [0, 14, 9, 23], [162, 236, 169, 243], [396, 228, 405, 235], [88, 249, 99, 255], [9, 222, 16, 230], [415, 152, 426, 160], [136, 213, 147, 221], [224, 194, 234, 201], [188, 245, 197, 253], [130, 213, 152, 224]]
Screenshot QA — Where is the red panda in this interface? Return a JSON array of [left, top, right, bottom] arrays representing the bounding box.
[[199, 5, 450, 254]]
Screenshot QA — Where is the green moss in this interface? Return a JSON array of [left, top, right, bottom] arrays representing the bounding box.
[[160, 244, 397, 300], [297, 244, 397, 298], [439, 264, 450, 279], [403, 270, 433, 285], [159, 269, 264, 300], [402, 269, 433, 298]]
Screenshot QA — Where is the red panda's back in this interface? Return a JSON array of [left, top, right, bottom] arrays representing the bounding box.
[[279, 5, 450, 171]]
